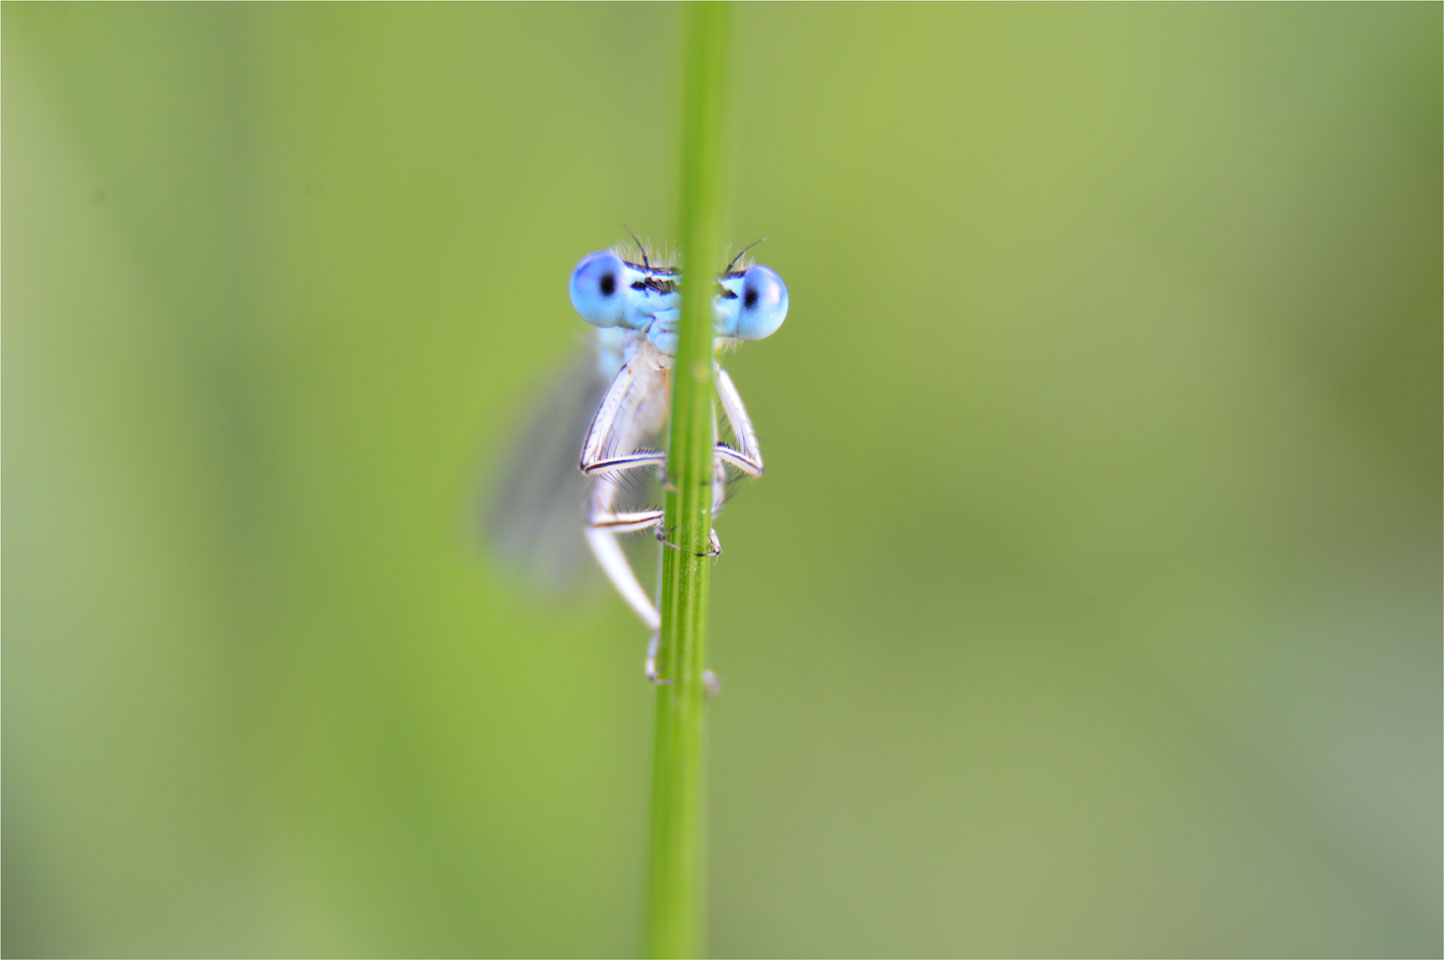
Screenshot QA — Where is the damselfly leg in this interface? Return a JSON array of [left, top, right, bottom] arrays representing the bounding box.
[[580, 358, 764, 692]]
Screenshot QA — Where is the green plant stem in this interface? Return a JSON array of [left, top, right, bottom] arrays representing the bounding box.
[[645, 4, 732, 958]]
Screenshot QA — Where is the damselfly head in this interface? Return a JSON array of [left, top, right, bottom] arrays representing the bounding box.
[[569, 245, 789, 351]]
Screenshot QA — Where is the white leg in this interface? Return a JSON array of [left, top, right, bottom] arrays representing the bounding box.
[[580, 363, 668, 477], [711, 422, 731, 514], [647, 632, 721, 698], [584, 464, 662, 630], [581, 366, 666, 629], [585, 364, 762, 478], [714, 366, 764, 477], [584, 527, 661, 631], [653, 412, 727, 558], [579, 362, 669, 628], [655, 523, 723, 558], [589, 508, 666, 534], [587, 478, 720, 686], [580, 363, 738, 694]]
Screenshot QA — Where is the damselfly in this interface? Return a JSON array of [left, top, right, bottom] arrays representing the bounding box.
[[568, 241, 788, 686]]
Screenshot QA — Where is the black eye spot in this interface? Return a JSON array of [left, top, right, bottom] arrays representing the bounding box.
[[599, 272, 617, 297], [744, 286, 759, 309]]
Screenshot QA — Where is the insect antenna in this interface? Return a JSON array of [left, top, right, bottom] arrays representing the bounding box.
[[724, 237, 766, 275], [623, 223, 651, 271]]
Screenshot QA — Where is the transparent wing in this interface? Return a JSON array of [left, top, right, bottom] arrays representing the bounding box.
[[478, 347, 608, 590]]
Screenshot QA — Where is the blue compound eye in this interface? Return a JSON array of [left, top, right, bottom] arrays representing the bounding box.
[[734, 264, 788, 341], [569, 251, 627, 327]]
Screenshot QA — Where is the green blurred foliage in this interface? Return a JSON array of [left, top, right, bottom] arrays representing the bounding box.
[[3, 4, 1439, 957]]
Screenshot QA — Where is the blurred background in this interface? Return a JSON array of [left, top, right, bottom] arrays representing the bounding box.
[[3, 4, 1440, 957]]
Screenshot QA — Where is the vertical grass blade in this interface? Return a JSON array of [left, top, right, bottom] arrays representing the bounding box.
[[645, 4, 733, 958]]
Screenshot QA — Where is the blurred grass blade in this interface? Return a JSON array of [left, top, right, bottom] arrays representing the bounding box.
[[645, 3, 733, 958]]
